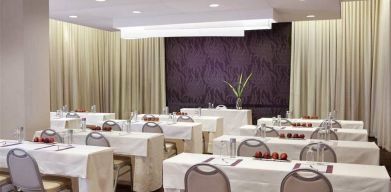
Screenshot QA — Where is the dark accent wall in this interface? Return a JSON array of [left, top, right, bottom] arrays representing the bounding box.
[[165, 23, 291, 123]]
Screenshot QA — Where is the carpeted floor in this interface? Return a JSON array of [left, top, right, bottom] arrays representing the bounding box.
[[117, 137, 391, 192]]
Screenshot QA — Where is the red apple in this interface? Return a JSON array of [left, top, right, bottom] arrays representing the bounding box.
[[279, 133, 285, 138], [301, 123, 307, 127], [38, 137, 43, 142], [280, 153, 288, 160], [308, 123, 313, 127], [263, 152, 271, 159], [49, 138, 55, 143], [299, 134, 305, 139], [43, 138, 50, 143], [287, 133, 292, 138], [33, 137, 38, 142], [292, 123, 296, 127], [96, 126, 101, 131], [254, 151, 262, 158], [293, 133, 299, 138], [271, 152, 279, 159]]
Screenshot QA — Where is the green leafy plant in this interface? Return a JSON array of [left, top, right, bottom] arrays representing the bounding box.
[[224, 73, 253, 98]]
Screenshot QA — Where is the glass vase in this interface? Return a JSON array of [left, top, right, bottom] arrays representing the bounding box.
[[236, 97, 242, 110]]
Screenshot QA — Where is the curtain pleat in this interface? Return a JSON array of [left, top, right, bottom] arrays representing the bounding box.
[[49, 20, 166, 119], [290, 0, 391, 150]]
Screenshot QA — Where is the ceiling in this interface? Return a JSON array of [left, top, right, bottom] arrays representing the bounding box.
[[49, 0, 341, 31]]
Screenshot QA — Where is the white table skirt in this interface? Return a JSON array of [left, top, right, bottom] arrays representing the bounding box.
[[136, 115, 224, 153], [163, 153, 390, 192], [213, 135, 379, 165], [258, 118, 364, 129], [34, 130, 164, 192], [50, 117, 81, 129], [0, 141, 113, 192], [240, 125, 368, 141], [181, 108, 252, 135]]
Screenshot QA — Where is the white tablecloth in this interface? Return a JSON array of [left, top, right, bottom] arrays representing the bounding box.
[[50, 117, 81, 129], [0, 140, 113, 192], [181, 108, 252, 135], [34, 130, 164, 192], [213, 135, 379, 165], [50, 112, 116, 125], [163, 153, 390, 192], [258, 118, 364, 129], [240, 125, 368, 141], [130, 121, 203, 154], [137, 114, 224, 153]]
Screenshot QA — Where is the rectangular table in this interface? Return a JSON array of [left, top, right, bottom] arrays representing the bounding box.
[[258, 118, 364, 129], [50, 117, 81, 129], [213, 135, 379, 165], [0, 140, 113, 192], [136, 114, 224, 153], [181, 108, 252, 135], [163, 153, 390, 192], [34, 129, 164, 192], [240, 125, 368, 141], [50, 112, 116, 125]]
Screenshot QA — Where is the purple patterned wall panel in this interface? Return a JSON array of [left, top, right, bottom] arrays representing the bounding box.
[[165, 23, 291, 123]]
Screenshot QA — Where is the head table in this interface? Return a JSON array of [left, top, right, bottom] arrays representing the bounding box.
[[34, 129, 164, 192], [0, 140, 113, 192], [163, 153, 390, 192], [240, 125, 368, 141], [258, 118, 364, 129], [213, 135, 379, 165]]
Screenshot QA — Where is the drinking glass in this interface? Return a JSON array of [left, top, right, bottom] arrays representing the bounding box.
[[219, 141, 228, 157]]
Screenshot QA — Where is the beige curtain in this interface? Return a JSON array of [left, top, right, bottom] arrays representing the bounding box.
[[49, 20, 166, 119], [290, 0, 391, 150]]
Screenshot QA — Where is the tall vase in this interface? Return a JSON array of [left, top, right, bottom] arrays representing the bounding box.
[[236, 97, 242, 110]]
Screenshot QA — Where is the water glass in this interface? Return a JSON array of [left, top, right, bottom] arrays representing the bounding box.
[[66, 129, 74, 146], [219, 141, 228, 157], [16, 127, 25, 143]]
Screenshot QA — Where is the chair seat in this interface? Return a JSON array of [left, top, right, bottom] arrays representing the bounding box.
[[165, 142, 177, 159], [0, 172, 10, 186], [114, 156, 131, 169], [42, 176, 71, 192]]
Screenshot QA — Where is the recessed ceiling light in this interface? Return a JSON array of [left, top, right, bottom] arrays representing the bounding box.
[[69, 15, 78, 18], [306, 15, 315, 18], [96, 0, 106, 2], [132, 11, 142, 14], [209, 4, 220, 8]]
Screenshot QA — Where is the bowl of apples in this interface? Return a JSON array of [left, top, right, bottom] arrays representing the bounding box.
[[254, 151, 289, 162]]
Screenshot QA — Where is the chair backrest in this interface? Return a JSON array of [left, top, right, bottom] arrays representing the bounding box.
[[310, 128, 338, 140], [7, 149, 44, 191], [215, 105, 227, 110], [281, 168, 333, 192], [255, 126, 280, 137], [237, 139, 270, 157], [319, 120, 342, 128], [85, 132, 110, 147], [66, 112, 80, 118], [299, 142, 337, 163], [185, 163, 231, 192], [177, 115, 195, 123], [102, 120, 122, 131], [142, 122, 163, 133], [40, 129, 64, 143]]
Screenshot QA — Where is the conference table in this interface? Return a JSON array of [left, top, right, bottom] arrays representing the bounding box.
[[181, 108, 252, 135], [50, 112, 116, 125], [136, 114, 223, 153], [0, 140, 113, 192], [258, 118, 364, 129], [240, 125, 368, 141], [163, 153, 390, 192], [50, 117, 81, 129], [96, 120, 203, 154], [34, 129, 164, 192], [213, 135, 379, 165]]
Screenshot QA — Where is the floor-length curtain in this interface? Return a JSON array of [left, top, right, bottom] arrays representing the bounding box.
[[289, 0, 391, 150], [49, 20, 166, 119]]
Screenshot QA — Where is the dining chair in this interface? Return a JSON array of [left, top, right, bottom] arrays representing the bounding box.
[[7, 148, 72, 192], [102, 120, 122, 131], [85, 132, 132, 191], [65, 112, 80, 118], [299, 142, 337, 163], [177, 115, 195, 123], [319, 120, 342, 128], [310, 128, 339, 140], [256, 126, 279, 137], [280, 168, 333, 192], [185, 163, 231, 192], [142, 122, 177, 158], [237, 139, 270, 157], [40, 129, 64, 143]]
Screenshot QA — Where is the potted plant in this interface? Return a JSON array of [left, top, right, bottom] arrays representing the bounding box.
[[224, 73, 252, 109]]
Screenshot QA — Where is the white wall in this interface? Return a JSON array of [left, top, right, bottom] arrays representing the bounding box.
[[0, 0, 49, 139]]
